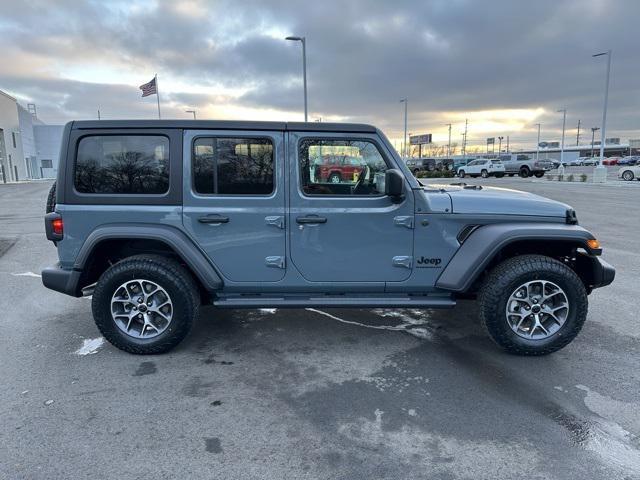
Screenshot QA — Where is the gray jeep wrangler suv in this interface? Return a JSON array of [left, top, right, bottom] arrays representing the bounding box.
[[43, 120, 614, 355]]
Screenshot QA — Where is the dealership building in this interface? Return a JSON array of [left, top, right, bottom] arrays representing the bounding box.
[[0, 89, 63, 183]]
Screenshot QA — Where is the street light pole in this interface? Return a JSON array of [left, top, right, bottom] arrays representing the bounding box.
[[557, 109, 567, 168], [591, 127, 600, 158], [593, 50, 612, 183], [400, 98, 408, 158], [535, 123, 541, 162], [185, 109, 196, 119], [446, 123, 452, 157], [286, 36, 308, 122], [498, 136, 503, 154]]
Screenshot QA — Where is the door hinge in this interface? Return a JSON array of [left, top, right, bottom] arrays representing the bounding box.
[[394, 216, 414, 229], [265, 256, 286, 269], [392, 256, 413, 269], [265, 215, 285, 229]]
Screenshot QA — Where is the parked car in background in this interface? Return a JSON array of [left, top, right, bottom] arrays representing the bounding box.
[[406, 157, 453, 174], [618, 156, 639, 166], [569, 157, 589, 166], [602, 157, 620, 166], [457, 159, 505, 178], [582, 157, 599, 166], [618, 165, 640, 181], [314, 155, 366, 183], [498, 154, 551, 177], [405, 158, 436, 174]]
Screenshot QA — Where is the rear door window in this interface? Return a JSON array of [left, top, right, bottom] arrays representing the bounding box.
[[75, 135, 169, 194], [193, 137, 274, 195]]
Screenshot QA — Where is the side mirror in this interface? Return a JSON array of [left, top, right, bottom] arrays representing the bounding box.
[[385, 169, 405, 198]]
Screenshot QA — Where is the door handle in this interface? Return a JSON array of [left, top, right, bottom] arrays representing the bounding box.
[[296, 216, 327, 224], [198, 215, 229, 224]]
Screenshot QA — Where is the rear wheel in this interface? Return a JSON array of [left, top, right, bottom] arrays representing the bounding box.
[[622, 170, 635, 181], [458, 170, 466, 178], [478, 255, 588, 356], [328, 173, 341, 184], [481, 169, 489, 178], [519, 167, 531, 178], [92, 255, 199, 354]]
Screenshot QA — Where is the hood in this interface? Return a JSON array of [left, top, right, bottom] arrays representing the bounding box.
[[424, 183, 571, 217]]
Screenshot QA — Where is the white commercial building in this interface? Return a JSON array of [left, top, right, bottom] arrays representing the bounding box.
[[0, 89, 63, 183]]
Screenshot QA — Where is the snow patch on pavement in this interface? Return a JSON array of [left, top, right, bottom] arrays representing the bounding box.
[[11, 271, 41, 278], [74, 337, 105, 356]]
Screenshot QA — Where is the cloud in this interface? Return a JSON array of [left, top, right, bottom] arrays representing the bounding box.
[[1, 0, 639, 147]]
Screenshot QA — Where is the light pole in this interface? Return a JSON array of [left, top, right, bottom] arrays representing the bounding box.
[[535, 123, 541, 161], [557, 109, 567, 169], [400, 98, 408, 158], [446, 123, 452, 157], [590, 127, 600, 158], [498, 136, 504, 154], [286, 36, 308, 122], [593, 50, 612, 183], [185, 109, 196, 120]]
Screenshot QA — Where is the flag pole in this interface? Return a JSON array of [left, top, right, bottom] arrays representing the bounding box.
[[155, 73, 161, 119]]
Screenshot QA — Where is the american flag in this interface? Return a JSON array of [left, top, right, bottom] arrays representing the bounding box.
[[139, 77, 157, 97]]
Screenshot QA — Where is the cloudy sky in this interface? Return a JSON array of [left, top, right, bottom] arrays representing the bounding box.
[[1, 0, 638, 151]]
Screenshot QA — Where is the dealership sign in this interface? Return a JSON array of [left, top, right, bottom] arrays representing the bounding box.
[[410, 134, 432, 145]]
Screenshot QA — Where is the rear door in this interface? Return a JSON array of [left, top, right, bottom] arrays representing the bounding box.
[[182, 130, 286, 282], [288, 132, 414, 283]]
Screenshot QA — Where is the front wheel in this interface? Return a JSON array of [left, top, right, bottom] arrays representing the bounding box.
[[478, 254, 588, 356], [92, 255, 200, 354], [328, 173, 341, 184], [481, 169, 489, 178], [458, 170, 466, 178], [622, 170, 635, 181], [534, 171, 545, 178], [519, 167, 531, 178]]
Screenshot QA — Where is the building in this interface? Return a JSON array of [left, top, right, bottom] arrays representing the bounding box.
[[0, 89, 63, 183]]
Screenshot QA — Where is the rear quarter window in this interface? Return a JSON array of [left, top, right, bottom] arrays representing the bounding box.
[[74, 135, 169, 194]]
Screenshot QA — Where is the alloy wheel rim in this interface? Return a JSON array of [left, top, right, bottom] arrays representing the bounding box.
[[111, 279, 173, 339], [505, 280, 569, 340]]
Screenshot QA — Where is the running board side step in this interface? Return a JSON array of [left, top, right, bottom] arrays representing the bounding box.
[[213, 295, 455, 309]]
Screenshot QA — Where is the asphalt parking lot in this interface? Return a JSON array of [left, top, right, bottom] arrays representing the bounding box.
[[1, 180, 638, 480]]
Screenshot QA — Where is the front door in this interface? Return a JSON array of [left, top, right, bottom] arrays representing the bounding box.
[[288, 133, 414, 283], [183, 130, 286, 282]]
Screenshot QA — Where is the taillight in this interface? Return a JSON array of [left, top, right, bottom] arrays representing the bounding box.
[[45, 212, 64, 242], [52, 218, 64, 235]]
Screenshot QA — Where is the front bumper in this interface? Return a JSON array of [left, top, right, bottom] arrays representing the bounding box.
[[42, 263, 83, 297], [591, 257, 615, 289]]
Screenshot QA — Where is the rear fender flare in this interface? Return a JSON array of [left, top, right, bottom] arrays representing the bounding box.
[[75, 224, 223, 291]]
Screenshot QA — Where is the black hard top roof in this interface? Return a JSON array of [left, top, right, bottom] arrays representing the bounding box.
[[70, 119, 377, 133]]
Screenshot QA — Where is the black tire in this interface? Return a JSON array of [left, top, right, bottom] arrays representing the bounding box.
[[481, 169, 489, 178], [92, 255, 200, 354], [45, 181, 56, 214], [328, 173, 341, 184], [458, 170, 466, 178], [622, 170, 634, 181], [413, 169, 420, 175], [519, 167, 531, 178], [478, 254, 588, 356], [534, 171, 544, 178]]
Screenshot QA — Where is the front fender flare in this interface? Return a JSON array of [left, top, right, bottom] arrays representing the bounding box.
[[435, 223, 599, 292]]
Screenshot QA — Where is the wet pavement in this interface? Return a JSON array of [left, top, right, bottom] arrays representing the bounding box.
[[0, 180, 638, 479]]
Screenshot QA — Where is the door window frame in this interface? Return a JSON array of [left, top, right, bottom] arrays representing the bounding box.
[[296, 135, 394, 198], [190, 135, 277, 198]]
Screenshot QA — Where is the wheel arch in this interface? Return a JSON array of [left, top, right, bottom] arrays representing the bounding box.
[[75, 224, 223, 295], [436, 223, 602, 293]]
